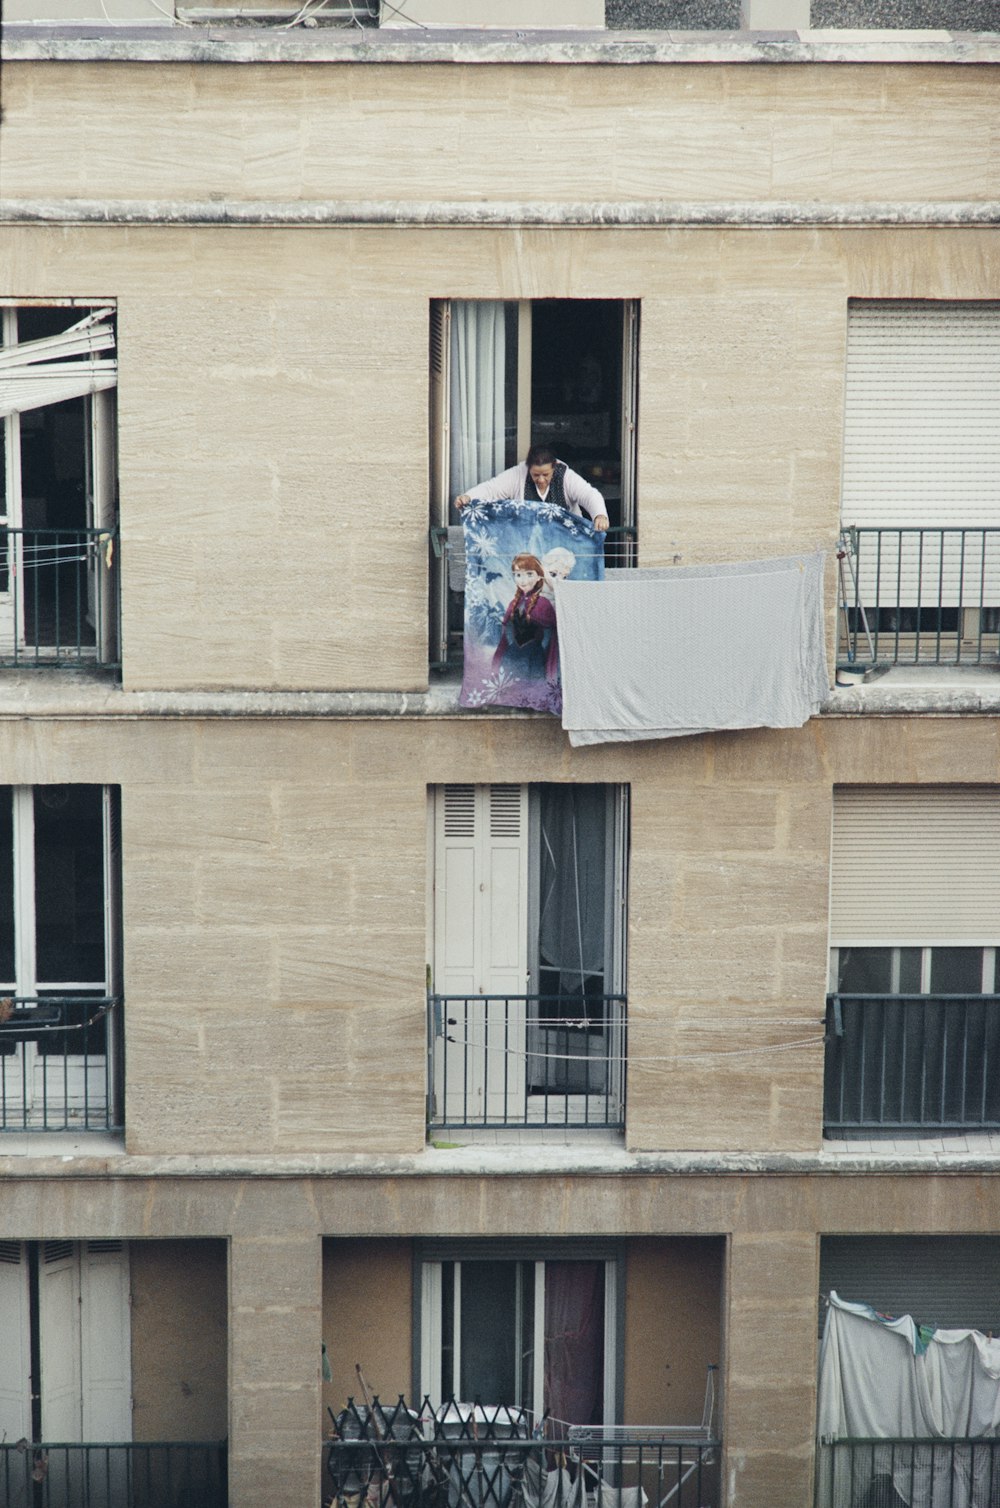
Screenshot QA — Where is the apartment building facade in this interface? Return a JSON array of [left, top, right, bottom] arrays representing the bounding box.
[[1, 4, 1000, 1505]]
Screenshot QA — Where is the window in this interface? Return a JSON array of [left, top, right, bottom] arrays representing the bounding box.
[[0, 1240, 131, 1459], [428, 784, 628, 1128], [0, 304, 118, 669], [430, 299, 639, 668], [418, 1243, 620, 1426], [0, 785, 122, 1131], [839, 301, 1000, 664], [826, 787, 1000, 1134]]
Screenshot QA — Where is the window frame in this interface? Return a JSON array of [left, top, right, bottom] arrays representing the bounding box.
[[413, 1239, 624, 1426]]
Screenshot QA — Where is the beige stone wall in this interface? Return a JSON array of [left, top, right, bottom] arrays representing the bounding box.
[[0, 711, 988, 1156], [131, 1239, 229, 1441], [4, 62, 1000, 205], [623, 1238, 724, 1427], [322, 1239, 413, 1408], [2, 223, 999, 693]]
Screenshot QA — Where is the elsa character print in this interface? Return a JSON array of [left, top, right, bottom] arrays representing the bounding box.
[[541, 546, 577, 600], [492, 553, 558, 682]]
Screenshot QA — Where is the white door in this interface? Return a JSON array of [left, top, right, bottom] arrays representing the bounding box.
[[432, 785, 529, 1122], [39, 1241, 131, 1508], [0, 1242, 31, 1508]]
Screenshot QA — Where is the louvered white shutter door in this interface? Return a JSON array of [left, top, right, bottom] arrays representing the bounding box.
[[0, 1242, 31, 1443], [842, 302, 1000, 604], [38, 1242, 83, 1440], [433, 785, 528, 1120], [831, 787, 1000, 946], [80, 1242, 131, 1441]]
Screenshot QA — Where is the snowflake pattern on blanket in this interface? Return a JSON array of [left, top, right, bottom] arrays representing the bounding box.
[[459, 499, 605, 715]]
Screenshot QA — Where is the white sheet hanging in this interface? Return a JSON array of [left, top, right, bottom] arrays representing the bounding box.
[[818, 1292, 1000, 1508], [554, 552, 827, 746], [0, 309, 117, 417]]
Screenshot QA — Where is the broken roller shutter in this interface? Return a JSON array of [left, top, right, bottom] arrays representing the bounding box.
[[830, 787, 1000, 946], [842, 301, 1000, 604], [0, 308, 117, 417]]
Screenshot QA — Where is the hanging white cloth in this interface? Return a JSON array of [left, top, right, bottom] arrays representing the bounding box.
[[450, 302, 506, 499], [554, 552, 828, 746], [0, 308, 117, 417], [818, 1292, 1000, 1508]]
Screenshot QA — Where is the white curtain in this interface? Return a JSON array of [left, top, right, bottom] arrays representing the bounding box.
[[0, 309, 117, 417], [450, 301, 506, 499]]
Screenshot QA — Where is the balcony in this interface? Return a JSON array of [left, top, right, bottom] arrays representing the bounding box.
[[824, 993, 1000, 1137], [430, 526, 637, 673], [0, 1439, 227, 1508], [325, 1397, 719, 1508], [427, 993, 626, 1132], [837, 527, 1000, 671], [816, 1436, 1000, 1508], [0, 995, 122, 1133], [0, 527, 120, 672]]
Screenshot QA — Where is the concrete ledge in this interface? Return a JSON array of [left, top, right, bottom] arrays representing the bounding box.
[[1, 672, 1000, 719], [3, 22, 1000, 61], [2, 1141, 1000, 1177], [4, 198, 1000, 228]]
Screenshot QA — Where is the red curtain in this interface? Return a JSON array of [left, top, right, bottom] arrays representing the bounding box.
[[544, 1261, 605, 1427]]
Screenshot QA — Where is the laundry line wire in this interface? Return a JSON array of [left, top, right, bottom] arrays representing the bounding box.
[[441, 1031, 826, 1066]]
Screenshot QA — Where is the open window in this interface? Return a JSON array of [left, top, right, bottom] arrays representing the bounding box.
[[0, 785, 122, 1132], [418, 1242, 621, 1427], [427, 783, 628, 1130], [430, 299, 639, 669], [0, 304, 118, 670]]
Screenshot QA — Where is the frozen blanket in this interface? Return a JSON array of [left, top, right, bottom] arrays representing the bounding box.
[[459, 500, 605, 716]]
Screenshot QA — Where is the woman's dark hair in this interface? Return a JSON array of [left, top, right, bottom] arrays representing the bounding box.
[[525, 445, 558, 469]]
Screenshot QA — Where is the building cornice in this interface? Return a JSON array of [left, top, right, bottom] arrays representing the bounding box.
[[3, 198, 1000, 228], [3, 24, 1000, 65]]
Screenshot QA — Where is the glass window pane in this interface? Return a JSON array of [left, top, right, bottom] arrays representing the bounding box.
[[837, 947, 892, 994], [930, 948, 984, 995], [460, 1262, 517, 1405], [34, 785, 105, 984], [898, 948, 922, 993]]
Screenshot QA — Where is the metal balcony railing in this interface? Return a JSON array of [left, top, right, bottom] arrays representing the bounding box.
[[430, 525, 637, 672], [824, 993, 1000, 1136], [427, 993, 626, 1131], [325, 1397, 720, 1508], [837, 526, 1000, 669], [0, 527, 120, 671], [0, 1439, 227, 1508], [0, 995, 122, 1132], [816, 1437, 1000, 1508]]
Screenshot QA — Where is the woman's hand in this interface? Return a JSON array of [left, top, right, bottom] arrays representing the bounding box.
[[593, 514, 610, 532], [455, 494, 471, 508]]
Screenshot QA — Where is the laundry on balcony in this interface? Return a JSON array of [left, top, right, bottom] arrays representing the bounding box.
[[458, 500, 605, 715], [554, 552, 827, 746], [817, 1291, 1000, 1508], [0, 308, 117, 416]]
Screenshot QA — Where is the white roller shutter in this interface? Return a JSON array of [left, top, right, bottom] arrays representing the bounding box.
[[842, 301, 1000, 604], [831, 787, 1000, 946]]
